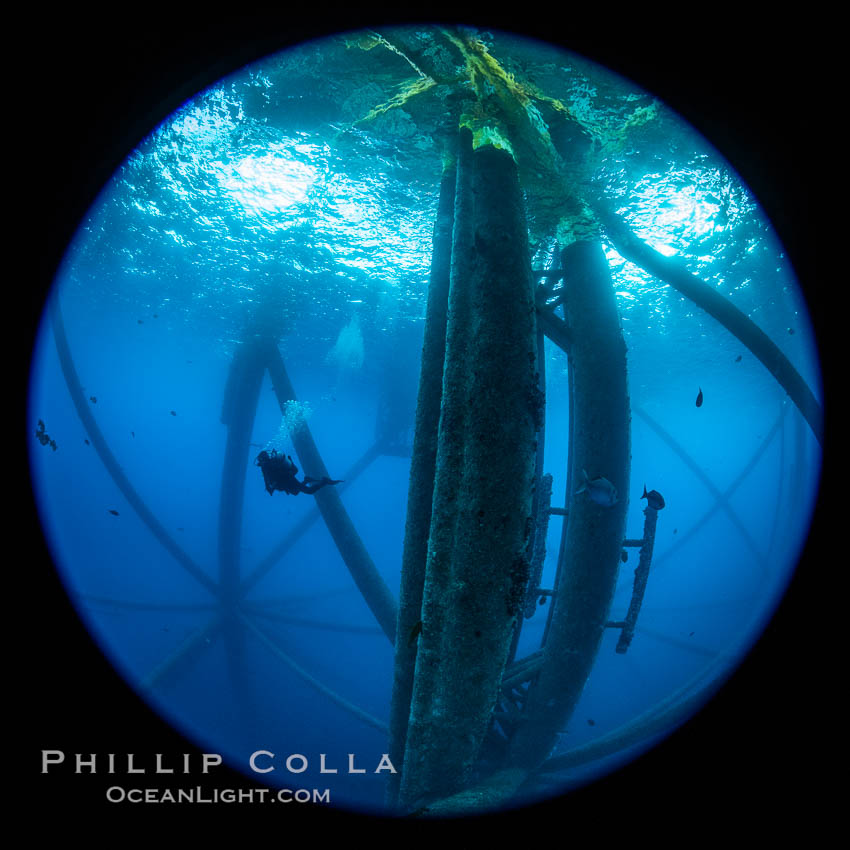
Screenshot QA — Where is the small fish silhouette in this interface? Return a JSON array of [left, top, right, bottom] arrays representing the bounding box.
[[84, 439, 90, 445], [641, 485, 666, 510], [695, 388, 703, 408], [735, 355, 742, 363], [587, 718, 596, 726], [170, 410, 177, 416], [90, 396, 97, 404], [108, 509, 119, 516]]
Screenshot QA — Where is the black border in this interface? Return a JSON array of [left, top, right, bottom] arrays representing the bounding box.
[[19, 9, 831, 835]]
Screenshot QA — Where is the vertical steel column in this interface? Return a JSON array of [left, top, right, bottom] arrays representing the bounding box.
[[386, 159, 456, 806], [615, 504, 659, 654], [508, 240, 631, 772], [219, 339, 266, 603], [399, 130, 539, 808], [218, 337, 267, 740]]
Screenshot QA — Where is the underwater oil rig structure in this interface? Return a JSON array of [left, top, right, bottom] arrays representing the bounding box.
[[46, 28, 823, 816]]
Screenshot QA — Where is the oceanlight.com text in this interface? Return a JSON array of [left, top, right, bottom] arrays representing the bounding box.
[[105, 786, 331, 804]]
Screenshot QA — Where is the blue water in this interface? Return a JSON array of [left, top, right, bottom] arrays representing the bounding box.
[[27, 26, 822, 816]]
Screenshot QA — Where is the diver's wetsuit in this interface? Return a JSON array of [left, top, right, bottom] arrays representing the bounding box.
[[255, 449, 342, 496]]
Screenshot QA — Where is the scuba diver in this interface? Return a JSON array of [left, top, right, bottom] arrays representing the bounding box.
[[255, 449, 342, 496]]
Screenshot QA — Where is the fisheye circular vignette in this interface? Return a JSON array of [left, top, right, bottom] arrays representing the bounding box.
[[28, 24, 822, 818]]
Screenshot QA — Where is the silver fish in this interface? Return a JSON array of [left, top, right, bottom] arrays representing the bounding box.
[[576, 469, 618, 506]]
